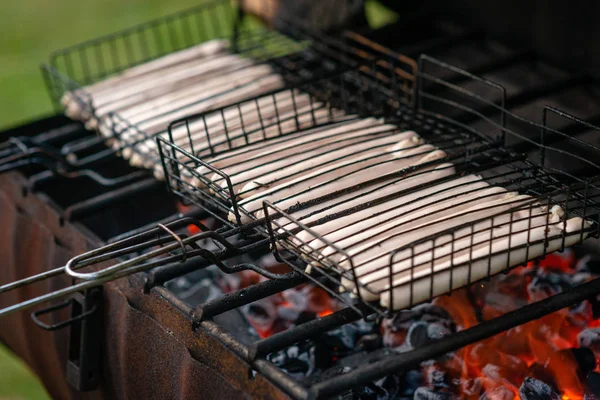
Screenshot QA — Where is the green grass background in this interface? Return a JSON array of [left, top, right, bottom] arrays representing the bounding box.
[[0, 1, 395, 398]]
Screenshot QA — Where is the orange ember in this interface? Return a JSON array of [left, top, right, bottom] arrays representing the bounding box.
[[219, 250, 599, 398], [220, 266, 342, 340], [174, 202, 205, 235], [432, 251, 597, 399]]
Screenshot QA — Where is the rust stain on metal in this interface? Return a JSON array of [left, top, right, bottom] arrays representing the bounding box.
[[0, 172, 289, 399]]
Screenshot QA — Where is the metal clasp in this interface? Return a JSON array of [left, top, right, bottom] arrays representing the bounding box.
[[30, 287, 103, 391]]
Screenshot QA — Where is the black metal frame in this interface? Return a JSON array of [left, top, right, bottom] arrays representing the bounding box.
[[158, 35, 417, 227], [157, 51, 600, 319], [264, 56, 600, 316]]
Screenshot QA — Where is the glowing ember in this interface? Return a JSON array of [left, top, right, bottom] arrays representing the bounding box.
[[175, 202, 208, 235], [214, 248, 600, 398], [426, 249, 598, 399], [217, 258, 341, 339]]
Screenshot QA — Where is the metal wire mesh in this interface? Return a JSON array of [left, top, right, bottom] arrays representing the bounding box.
[[38, 0, 365, 172], [158, 51, 600, 316], [157, 40, 418, 228]]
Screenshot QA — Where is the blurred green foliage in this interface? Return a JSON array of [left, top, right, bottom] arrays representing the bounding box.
[[0, 344, 49, 400], [0, 2, 204, 398], [0, 0, 202, 130]]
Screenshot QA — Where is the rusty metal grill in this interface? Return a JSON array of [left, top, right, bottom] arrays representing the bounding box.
[[1, 2, 600, 400]]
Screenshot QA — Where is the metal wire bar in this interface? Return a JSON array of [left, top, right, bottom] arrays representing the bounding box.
[[39, 2, 399, 177]]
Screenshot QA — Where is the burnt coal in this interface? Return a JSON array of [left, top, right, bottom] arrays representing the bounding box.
[[357, 333, 382, 351], [427, 322, 452, 341], [518, 377, 561, 400], [413, 387, 454, 400], [578, 253, 600, 274], [527, 270, 577, 300], [407, 322, 430, 348], [312, 369, 404, 400], [246, 300, 277, 334], [382, 304, 456, 349], [589, 295, 600, 320], [346, 375, 404, 400], [526, 363, 558, 391], [316, 320, 377, 364], [268, 341, 316, 379], [479, 385, 515, 400], [586, 371, 600, 397], [579, 328, 600, 355], [559, 347, 596, 378], [461, 378, 483, 397], [401, 370, 424, 398], [422, 362, 450, 391]]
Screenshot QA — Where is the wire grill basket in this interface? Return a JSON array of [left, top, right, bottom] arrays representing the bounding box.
[[158, 51, 600, 317], [40, 0, 372, 169]]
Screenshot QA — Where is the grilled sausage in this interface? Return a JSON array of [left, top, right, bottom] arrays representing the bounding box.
[[234, 128, 413, 196], [378, 216, 590, 310], [303, 174, 493, 256], [234, 133, 432, 223], [344, 200, 562, 301]]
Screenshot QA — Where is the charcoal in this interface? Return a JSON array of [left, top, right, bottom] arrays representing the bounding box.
[[268, 341, 316, 378], [427, 322, 452, 341], [282, 287, 308, 311], [166, 274, 223, 305], [518, 377, 561, 400], [586, 371, 600, 397], [461, 378, 483, 397], [585, 393, 600, 400], [343, 375, 403, 400], [479, 385, 515, 400], [527, 271, 575, 300], [558, 347, 596, 377], [422, 361, 450, 390], [246, 300, 276, 332], [357, 333, 383, 351], [309, 370, 402, 400], [568, 300, 592, 324], [413, 387, 454, 400], [481, 364, 502, 381], [407, 322, 430, 348], [577, 254, 600, 274], [402, 370, 424, 398], [354, 319, 379, 335], [376, 374, 403, 400], [579, 328, 600, 355], [384, 307, 455, 350], [277, 304, 301, 322], [324, 325, 358, 351], [429, 369, 448, 390], [385, 304, 455, 332], [526, 363, 557, 391], [346, 384, 388, 400], [572, 271, 593, 286], [590, 296, 600, 320]]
